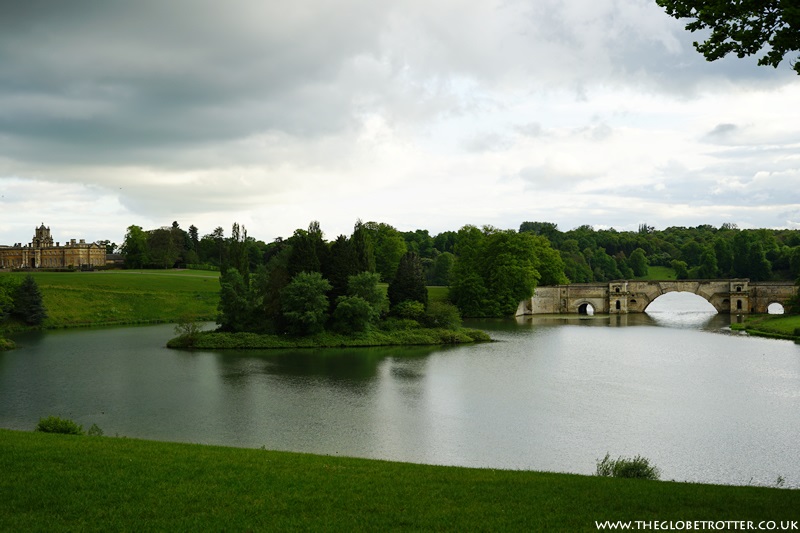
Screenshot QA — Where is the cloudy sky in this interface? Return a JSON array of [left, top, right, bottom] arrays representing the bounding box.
[[1, 0, 799, 246]]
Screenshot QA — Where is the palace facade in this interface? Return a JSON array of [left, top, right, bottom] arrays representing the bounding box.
[[0, 224, 106, 269]]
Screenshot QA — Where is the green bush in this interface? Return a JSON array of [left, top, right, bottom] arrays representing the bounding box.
[[595, 453, 660, 480], [35, 416, 84, 435], [393, 300, 425, 321], [424, 301, 462, 330]]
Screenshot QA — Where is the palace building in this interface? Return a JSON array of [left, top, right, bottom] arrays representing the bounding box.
[[0, 224, 106, 269]]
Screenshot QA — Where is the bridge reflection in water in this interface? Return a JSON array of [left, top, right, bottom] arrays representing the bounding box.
[[517, 279, 798, 316]]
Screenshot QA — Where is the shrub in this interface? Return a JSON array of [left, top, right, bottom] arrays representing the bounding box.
[[595, 453, 660, 480], [332, 296, 375, 333], [87, 423, 104, 437], [174, 316, 204, 347], [36, 416, 84, 435], [393, 300, 425, 322], [424, 302, 462, 330]]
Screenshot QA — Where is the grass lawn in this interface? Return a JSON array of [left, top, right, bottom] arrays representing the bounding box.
[[731, 314, 800, 340], [0, 269, 220, 329], [1, 430, 797, 532]]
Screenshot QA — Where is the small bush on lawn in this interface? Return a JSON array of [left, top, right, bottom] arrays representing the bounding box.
[[35, 416, 84, 435], [596, 453, 660, 480]]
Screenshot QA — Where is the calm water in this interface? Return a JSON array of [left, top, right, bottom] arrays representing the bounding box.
[[2, 293, 798, 487]]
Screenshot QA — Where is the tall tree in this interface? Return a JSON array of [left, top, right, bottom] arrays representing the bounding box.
[[120, 225, 149, 269], [657, 0, 800, 74], [280, 271, 332, 335], [388, 251, 428, 310], [13, 275, 47, 325]]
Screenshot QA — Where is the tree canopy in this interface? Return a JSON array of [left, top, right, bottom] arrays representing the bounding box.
[[657, 0, 800, 74]]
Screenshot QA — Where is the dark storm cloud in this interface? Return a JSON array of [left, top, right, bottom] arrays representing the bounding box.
[[0, 0, 388, 166]]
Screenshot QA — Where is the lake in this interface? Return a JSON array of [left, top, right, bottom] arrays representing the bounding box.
[[2, 292, 798, 487]]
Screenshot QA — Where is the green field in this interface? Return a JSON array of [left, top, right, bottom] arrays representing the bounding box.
[[635, 266, 677, 280], [732, 314, 800, 340], [1, 430, 796, 532], [0, 269, 220, 329]]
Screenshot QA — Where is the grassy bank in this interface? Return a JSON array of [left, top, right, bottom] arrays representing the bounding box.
[[1, 430, 796, 532], [168, 327, 490, 349], [0, 269, 219, 330], [731, 314, 800, 340]]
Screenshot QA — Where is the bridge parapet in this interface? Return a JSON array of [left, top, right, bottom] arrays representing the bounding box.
[[517, 279, 797, 316]]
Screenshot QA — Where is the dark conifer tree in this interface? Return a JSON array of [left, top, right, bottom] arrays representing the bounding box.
[[13, 275, 47, 325], [388, 251, 428, 310]]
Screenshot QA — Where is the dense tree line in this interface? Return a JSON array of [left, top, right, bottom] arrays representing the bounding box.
[[215, 221, 438, 335], [518, 222, 800, 284], [121, 221, 267, 271], [124, 219, 800, 320]]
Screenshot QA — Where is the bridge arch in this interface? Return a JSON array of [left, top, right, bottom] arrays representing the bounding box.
[[519, 279, 797, 316], [642, 291, 718, 314]]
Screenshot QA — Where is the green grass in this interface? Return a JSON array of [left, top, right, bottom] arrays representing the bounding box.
[[635, 266, 677, 280], [731, 314, 800, 340], [1, 430, 796, 532], [169, 327, 490, 349], [427, 285, 450, 304], [0, 269, 220, 329]]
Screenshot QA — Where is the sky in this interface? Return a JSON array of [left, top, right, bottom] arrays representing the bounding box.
[[1, 0, 799, 247]]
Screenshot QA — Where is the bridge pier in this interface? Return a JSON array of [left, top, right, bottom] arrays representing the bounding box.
[[517, 279, 797, 316]]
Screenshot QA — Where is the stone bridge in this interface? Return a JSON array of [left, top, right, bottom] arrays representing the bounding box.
[[516, 279, 798, 316]]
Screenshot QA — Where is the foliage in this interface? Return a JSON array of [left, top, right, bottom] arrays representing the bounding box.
[[346, 271, 387, 317], [388, 252, 428, 310], [0, 276, 17, 322], [280, 271, 332, 335], [670, 259, 689, 280], [423, 301, 462, 330], [332, 296, 375, 333], [393, 300, 426, 322], [120, 225, 149, 269], [656, 0, 800, 74], [13, 275, 47, 325], [596, 453, 661, 480], [173, 316, 204, 347], [35, 416, 84, 435], [450, 226, 565, 317], [0, 336, 15, 350], [363, 222, 408, 282], [217, 269, 253, 332], [629, 248, 649, 277], [87, 424, 104, 437]]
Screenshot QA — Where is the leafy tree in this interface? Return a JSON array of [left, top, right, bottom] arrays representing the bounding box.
[[217, 269, 252, 332], [559, 240, 593, 283], [388, 252, 428, 310], [429, 251, 455, 285], [147, 228, 179, 269], [326, 235, 360, 306], [629, 248, 649, 277], [347, 271, 386, 318], [714, 237, 734, 277], [671, 259, 689, 280], [13, 275, 47, 325], [351, 220, 376, 274], [280, 271, 332, 335], [691, 247, 719, 279], [364, 222, 407, 282], [121, 225, 149, 269], [0, 277, 18, 322], [657, 0, 800, 74], [332, 296, 374, 333], [423, 301, 462, 329]]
